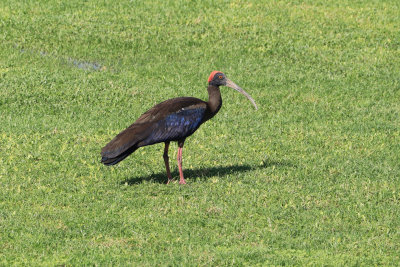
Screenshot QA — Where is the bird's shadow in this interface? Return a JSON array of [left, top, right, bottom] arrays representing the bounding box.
[[121, 158, 294, 185]]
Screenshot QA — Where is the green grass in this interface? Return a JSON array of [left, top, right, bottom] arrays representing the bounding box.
[[1, 0, 400, 265]]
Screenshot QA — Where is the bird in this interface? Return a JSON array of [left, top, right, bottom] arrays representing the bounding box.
[[101, 71, 258, 184]]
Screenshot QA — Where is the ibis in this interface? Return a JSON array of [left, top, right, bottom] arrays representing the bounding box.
[[101, 71, 257, 184]]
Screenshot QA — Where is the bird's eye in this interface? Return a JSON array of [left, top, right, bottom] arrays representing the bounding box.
[[218, 75, 223, 79]]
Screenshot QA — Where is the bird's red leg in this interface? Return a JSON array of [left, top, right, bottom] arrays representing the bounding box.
[[177, 140, 186, 185], [163, 142, 173, 184]]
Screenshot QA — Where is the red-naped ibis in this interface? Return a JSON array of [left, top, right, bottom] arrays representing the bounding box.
[[101, 71, 258, 184]]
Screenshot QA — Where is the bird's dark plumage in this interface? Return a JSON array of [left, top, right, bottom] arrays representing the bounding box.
[[101, 97, 207, 165], [101, 71, 257, 184]]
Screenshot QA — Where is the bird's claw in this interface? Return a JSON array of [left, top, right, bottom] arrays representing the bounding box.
[[167, 179, 186, 185]]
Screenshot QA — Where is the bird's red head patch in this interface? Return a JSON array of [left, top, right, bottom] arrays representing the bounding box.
[[208, 70, 222, 83]]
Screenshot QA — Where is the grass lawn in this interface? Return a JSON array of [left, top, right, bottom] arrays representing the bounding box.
[[1, 0, 399, 265]]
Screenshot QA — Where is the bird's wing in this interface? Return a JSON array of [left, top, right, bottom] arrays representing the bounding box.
[[138, 106, 206, 147], [100, 121, 154, 160], [101, 97, 207, 159]]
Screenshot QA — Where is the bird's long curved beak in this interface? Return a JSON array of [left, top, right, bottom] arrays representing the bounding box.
[[226, 79, 258, 110]]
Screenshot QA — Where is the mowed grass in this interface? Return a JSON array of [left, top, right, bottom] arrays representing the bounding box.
[[1, 0, 399, 265]]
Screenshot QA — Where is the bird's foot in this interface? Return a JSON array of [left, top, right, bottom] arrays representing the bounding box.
[[166, 178, 174, 184], [179, 179, 187, 185]]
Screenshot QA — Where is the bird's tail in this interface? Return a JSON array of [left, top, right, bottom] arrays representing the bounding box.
[[101, 145, 138, 166]]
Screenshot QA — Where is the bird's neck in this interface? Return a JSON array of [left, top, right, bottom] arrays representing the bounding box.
[[205, 84, 222, 121]]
